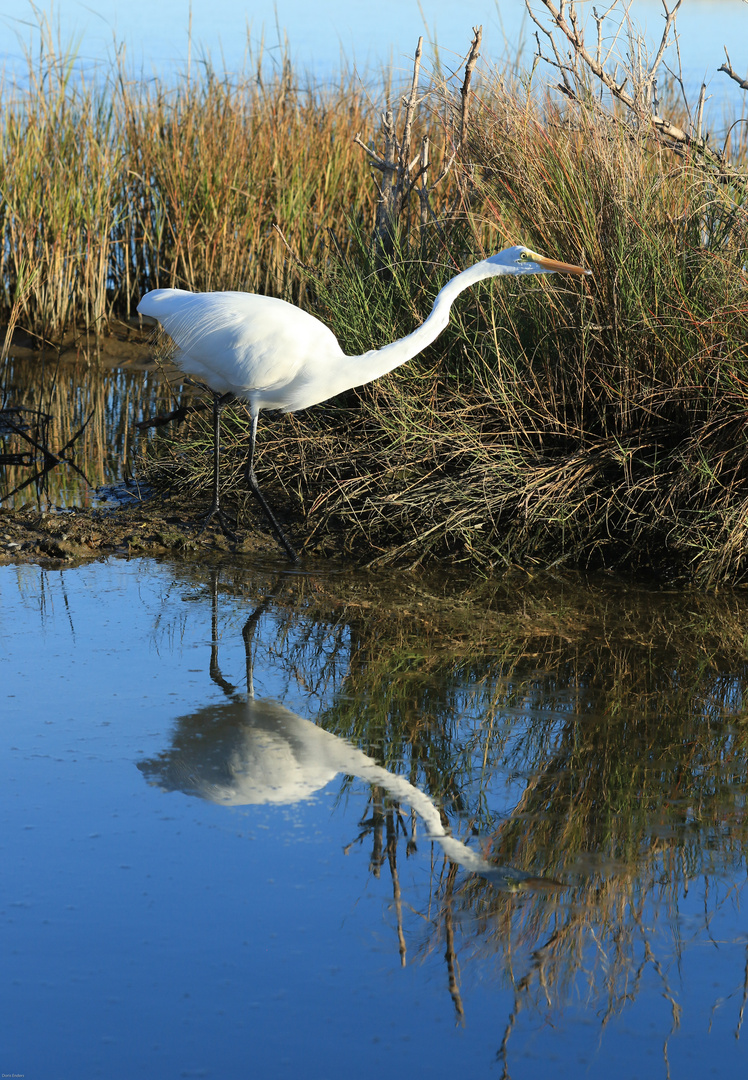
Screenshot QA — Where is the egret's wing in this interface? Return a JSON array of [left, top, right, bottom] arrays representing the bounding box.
[[138, 290, 343, 397]]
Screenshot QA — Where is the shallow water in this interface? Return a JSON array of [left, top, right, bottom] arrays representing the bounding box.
[[0, 352, 179, 510], [4, 0, 747, 111], [2, 556, 748, 1078]]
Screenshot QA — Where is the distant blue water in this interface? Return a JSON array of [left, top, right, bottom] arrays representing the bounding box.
[[1, 0, 746, 113]]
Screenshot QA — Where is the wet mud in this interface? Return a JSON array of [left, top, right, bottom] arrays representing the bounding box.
[[0, 493, 281, 566]]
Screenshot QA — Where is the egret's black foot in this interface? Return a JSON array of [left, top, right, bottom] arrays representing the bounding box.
[[247, 475, 299, 562], [197, 504, 237, 542], [274, 528, 299, 564]]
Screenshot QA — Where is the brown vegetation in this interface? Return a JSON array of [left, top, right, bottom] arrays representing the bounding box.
[[3, 2, 748, 582]]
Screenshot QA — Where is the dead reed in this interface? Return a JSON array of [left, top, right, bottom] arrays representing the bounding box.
[[0, 24, 384, 337]]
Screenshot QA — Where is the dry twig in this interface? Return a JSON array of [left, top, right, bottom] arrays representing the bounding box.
[[354, 28, 482, 265]]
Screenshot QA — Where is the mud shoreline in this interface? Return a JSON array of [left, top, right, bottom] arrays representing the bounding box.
[[0, 494, 282, 566]]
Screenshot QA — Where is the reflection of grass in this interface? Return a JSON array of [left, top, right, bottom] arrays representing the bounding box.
[[0, 354, 179, 507], [205, 561, 748, 874], [194, 563, 748, 1046]]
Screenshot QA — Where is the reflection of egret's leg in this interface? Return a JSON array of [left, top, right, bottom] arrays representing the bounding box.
[[385, 805, 407, 968], [209, 569, 237, 697], [244, 623, 255, 699], [241, 607, 262, 699], [241, 579, 282, 696], [201, 572, 560, 893], [443, 866, 465, 1025], [205, 568, 283, 699]]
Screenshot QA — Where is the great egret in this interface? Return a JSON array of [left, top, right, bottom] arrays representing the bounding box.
[[138, 245, 589, 560]]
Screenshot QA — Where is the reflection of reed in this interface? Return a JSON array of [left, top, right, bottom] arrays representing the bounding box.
[[147, 564, 748, 1065], [0, 352, 179, 507]]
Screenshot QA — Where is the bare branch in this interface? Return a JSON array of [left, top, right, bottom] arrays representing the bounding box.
[[418, 136, 430, 228], [353, 134, 385, 167], [430, 26, 482, 188], [649, 1, 684, 75], [526, 0, 636, 108], [354, 30, 483, 266], [460, 26, 482, 147], [719, 49, 748, 91], [695, 83, 706, 143], [399, 36, 423, 179], [528, 0, 733, 178]]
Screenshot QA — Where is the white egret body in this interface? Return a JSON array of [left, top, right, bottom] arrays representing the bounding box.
[[138, 246, 589, 559]]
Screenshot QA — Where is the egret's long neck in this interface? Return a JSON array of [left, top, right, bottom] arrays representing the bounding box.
[[345, 259, 495, 386]]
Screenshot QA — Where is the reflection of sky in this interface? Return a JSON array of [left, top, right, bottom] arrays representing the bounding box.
[[2, 0, 747, 107], [3, 559, 748, 1078]]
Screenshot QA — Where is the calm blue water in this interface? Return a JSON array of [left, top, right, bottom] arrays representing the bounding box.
[[2, 557, 748, 1078], [1, 0, 746, 109]]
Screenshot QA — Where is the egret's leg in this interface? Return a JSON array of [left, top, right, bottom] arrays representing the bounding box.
[[245, 412, 299, 563], [198, 392, 237, 539]]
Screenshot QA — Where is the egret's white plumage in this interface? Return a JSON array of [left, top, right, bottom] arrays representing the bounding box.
[[138, 245, 589, 560], [138, 290, 346, 411]]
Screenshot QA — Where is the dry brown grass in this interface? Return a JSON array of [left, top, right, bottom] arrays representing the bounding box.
[[5, 15, 748, 581]]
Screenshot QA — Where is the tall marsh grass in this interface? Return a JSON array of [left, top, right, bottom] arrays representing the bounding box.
[[4, 9, 748, 582], [0, 25, 384, 336]]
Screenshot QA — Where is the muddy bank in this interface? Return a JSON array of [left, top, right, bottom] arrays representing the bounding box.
[[1, 328, 304, 567], [0, 493, 285, 566]]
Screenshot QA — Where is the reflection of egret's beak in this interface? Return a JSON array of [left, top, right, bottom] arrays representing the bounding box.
[[500, 875, 564, 892]]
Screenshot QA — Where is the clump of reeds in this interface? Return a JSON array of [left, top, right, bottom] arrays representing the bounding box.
[[0, 17, 386, 338], [197, 4, 748, 586], [6, 3, 748, 583], [285, 77, 748, 583]]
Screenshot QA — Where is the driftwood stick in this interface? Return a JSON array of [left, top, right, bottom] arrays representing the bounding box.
[[355, 28, 483, 264], [527, 0, 735, 178], [460, 26, 482, 146]]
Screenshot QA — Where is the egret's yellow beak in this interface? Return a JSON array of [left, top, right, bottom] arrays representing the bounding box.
[[531, 252, 591, 276]]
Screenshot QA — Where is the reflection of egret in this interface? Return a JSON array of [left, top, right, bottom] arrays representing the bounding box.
[[139, 583, 558, 891], [138, 689, 541, 888], [137, 246, 589, 558]]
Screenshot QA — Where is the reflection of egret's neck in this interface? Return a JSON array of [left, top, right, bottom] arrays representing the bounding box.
[[150, 584, 545, 888]]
